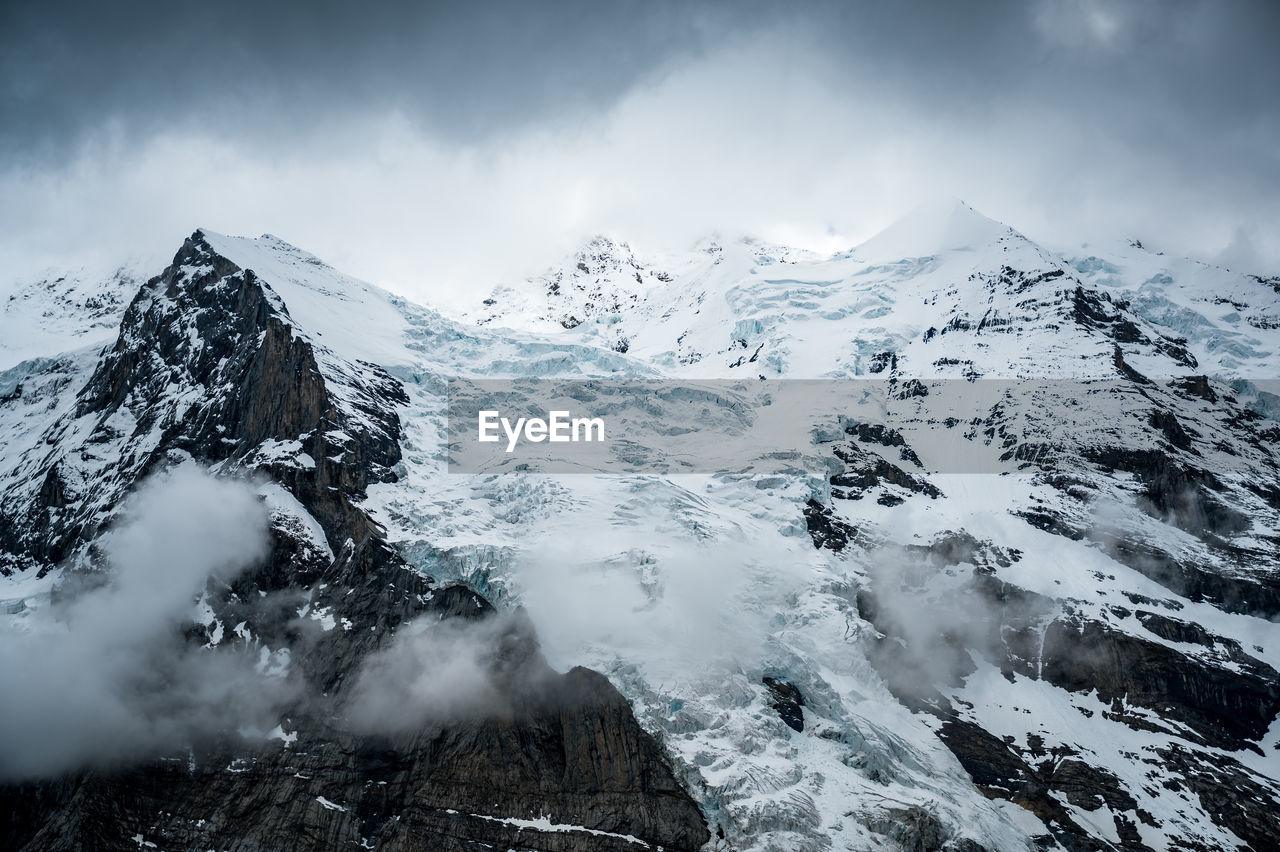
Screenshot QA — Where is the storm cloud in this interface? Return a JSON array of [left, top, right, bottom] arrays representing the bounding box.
[[1, 0, 1276, 304]]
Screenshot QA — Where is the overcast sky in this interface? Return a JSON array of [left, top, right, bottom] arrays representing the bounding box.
[[2, 0, 1277, 308]]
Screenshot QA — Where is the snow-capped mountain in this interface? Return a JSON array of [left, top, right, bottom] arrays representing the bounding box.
[[2, 202, 1278, 851], [474, 201, 1278, 383]]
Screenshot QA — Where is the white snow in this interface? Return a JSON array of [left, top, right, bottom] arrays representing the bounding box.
[[0, 258, 154, 372], [259, 482, 334, 560], [315, 796, 347, 812], [465, 812, 650, 847], [268, 724, 297, 747]]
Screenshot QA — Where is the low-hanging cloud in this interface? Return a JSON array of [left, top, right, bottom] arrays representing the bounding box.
[[510, 518, 811, 685], [0, 463, 299, 781], [341, 610, 543, 735]]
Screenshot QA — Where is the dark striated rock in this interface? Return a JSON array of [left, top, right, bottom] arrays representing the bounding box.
[[762, 677, 805, 732], [1101, 537, 1280, 619], [1071, 285, 1196, 368], [1111, 345, 1150, 384], [1133, 610, 1217, 647], [1147, 408, 1193, 450], [1170, 375, 1216, 403], [936, 720, 1129, 852], [896, 378, 929, 399], [845, 421, 910, 450], [869, 351, 897, 373], [0, 231, 407, 571], [803, 498, 855, 551], [1040, 617, 1280, 751], [1155, 745, 1280, 852], [1081, 446, 1250, 539], [859, 535, 1280, 850], [938, 720, 1163, 852], [828, 440, 942, 500], [0, 659, 709, 851]]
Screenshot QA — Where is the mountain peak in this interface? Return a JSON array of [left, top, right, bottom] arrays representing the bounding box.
[[850, 197, 1019, 261], [187, 229, 410, 367]]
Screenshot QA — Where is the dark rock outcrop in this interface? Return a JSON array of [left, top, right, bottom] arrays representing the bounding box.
[[1155, 745, 1280, 852], [827, 439, 942, 502], [1099, 536, 1280, 619], [1, 645, 708, 852], [936, 720, 1147, 852], [1081, 446, 1250, 540], [1040, 616, 1280, 751], [853, 526, 1280, 850], [803, 498, 856, 551], [0, 231, 405, 570], [762, 676, 805, 732]]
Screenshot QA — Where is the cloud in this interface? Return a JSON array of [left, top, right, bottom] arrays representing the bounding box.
[[1032, 0, 1130, 48], [0, 463, 297, 781], [341, 609, 545, 735], [511, 519, 809, 684], [1213, 226, 1269, 275], [0, 1, 1276, 307], [0, 0, 750, 162]]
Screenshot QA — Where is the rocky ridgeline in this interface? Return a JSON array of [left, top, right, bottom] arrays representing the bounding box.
[[0, 233, 708, 851]]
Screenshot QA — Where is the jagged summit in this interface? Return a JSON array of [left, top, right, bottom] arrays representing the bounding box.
[[460, 203, 1280, 383], [0, 228, 710, 851], [469, 232, 668, 333], [191, 229, 411, 367]]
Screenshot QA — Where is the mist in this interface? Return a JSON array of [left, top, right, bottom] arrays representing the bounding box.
[[853, 525, 1060, 705], [0, 463, 297, 781], [342, 609, 545, 735], [509, 504, 812, 685]]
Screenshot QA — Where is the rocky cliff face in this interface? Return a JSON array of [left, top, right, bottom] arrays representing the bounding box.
[[1, 232, 403, 568], [2, 599, 707, 852], [0, 233, 708, 851]]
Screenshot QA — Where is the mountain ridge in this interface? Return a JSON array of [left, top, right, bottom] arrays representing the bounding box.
[[458, 202, 1278, 386], [1, 210, 1278, 851]]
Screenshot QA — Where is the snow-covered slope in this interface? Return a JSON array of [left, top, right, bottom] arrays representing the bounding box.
[[0, 262, 148, 375], [3, 206, 1279, 851]]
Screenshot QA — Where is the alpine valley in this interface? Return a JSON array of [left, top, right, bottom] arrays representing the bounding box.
[[2, 200, 1278, 851]]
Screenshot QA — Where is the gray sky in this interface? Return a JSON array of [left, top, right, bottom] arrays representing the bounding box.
[[2, 0, 1277, 307]]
